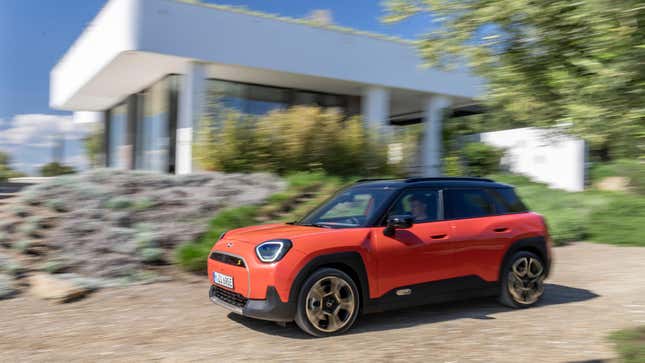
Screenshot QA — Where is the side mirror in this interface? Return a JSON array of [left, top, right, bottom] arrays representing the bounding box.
[[383, 214, 414, 237]]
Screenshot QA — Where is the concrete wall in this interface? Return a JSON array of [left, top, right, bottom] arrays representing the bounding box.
[[477, 127, 586, 192]]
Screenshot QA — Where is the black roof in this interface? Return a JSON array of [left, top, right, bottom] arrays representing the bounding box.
[[353, 177, 512, 189]]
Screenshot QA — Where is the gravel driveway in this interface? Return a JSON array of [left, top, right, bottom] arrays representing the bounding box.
[[1, 242, 644, 362]]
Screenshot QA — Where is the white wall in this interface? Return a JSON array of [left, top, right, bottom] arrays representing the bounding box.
[[477, 127, 586, 192]]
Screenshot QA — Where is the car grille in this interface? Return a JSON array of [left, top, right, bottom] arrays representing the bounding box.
[[210, 252, 246, 268], [213, 286, 248, 308]]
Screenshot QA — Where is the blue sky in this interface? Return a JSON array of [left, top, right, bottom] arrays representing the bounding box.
[[0, 0, 432, 174]]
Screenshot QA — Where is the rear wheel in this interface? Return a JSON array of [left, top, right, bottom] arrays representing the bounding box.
[[499, 251, 546, 308], [294, 268, 360, 337]]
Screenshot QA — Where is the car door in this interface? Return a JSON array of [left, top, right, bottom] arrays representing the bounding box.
[[373, 188, 455, 297], [444, 188, 510, 282]]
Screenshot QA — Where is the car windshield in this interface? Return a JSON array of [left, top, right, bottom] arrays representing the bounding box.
[[296, 187, 395, 228]]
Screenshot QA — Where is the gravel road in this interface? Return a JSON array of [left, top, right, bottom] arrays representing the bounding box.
[[1, 242, 644, 362]]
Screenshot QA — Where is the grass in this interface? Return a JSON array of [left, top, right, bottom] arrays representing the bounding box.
[[589, 159, 645, 195], [610, 326, 645, 363], [491, 173, 645, 246], [175, 172, 347, 272]]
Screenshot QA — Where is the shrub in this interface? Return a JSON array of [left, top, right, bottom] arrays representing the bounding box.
[[105, 196, 133, 210], [46, 199, 67, 213], [39, 162, 76, 177], [461, 142, 504, 176], [194, 106, 395, 177], [140, 248, 165, 264], [590, 159, 645, 195]]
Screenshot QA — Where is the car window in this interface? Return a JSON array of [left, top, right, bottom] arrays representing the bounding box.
[[488, 188, 528, 214], [444, 189, 494, 219], [390, 189, 439, 223], [321, 193, 373, 219]]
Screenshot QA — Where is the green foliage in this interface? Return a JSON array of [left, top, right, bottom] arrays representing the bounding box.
[[492, 173, 645, 246], [610, 326, 645, 363], [442, 154, 465, 177], [84, 123, 104, 168], [194, 106, 396, 177], [0, 151, 25, 181], [40, 162, 76, 177], [176, 206, 258, 272], [384, 0, 645, 159], [45, 199, 67, 213], [590, 159, 645, 195], [461, 143, 503, 176], [105, 196, 133, 210], [175, 172, 345, 272], [140, 248, 165, 264]]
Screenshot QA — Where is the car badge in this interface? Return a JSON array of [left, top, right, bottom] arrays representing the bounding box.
[[226, 242, 233, 248]]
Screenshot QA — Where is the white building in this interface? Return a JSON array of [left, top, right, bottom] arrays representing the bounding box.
[[476, 127, 586, 191], [50, 0, 483, 175]]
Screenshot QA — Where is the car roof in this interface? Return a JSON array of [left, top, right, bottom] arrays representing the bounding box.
[[351, 177, 513, 190]]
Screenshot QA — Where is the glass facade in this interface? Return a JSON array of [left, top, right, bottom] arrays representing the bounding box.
[[206, 79, 360, 116], [105, 75, 359, 173], [136, 80, 169, 172], [107, 103, 128, 169], [106, 75, 179, 172]]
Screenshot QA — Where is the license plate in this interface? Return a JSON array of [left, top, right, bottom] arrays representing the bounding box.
[[213, 272, 234, 289]]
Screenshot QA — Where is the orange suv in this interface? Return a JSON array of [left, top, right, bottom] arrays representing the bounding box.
[[208, 177, 552, 336]]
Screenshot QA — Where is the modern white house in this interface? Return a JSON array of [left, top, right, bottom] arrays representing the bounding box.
[[50, 0, 484, 176]]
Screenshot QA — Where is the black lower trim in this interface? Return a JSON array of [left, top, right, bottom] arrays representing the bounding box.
[[364, 275, 499, 314], [210, 285, 296, 322]]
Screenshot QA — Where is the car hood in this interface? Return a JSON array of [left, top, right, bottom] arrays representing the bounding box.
[[223, 223, 341, 244]]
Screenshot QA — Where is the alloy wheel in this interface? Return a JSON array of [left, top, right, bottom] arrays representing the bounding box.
[[305, 276, 356, 333], [507, 256, 545, 305]]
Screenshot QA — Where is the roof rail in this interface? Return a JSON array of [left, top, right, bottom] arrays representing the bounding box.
[[404, 177, 494, 183]]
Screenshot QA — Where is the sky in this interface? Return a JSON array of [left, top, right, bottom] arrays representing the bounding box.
[[0, 0, 433, 175]]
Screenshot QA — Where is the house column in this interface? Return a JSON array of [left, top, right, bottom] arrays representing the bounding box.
[[423, 95, 452, 177], [361, 86, 390, 132], [176, 61, 207, 174]]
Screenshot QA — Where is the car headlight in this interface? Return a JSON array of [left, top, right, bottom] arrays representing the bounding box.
[[255, 239, 292, 263]]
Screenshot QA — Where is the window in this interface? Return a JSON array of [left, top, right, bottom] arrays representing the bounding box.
[[136, 80, 169, 172], [298, 188, 395, 228], [107, 103, 127, 169], [444, 189, 494, 219], [488, 188, 528, 214], [390, 189, 440, 223]]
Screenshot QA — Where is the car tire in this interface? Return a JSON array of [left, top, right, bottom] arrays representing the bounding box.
[[499, 250, 546, 308], [294, 268, 360, 337]]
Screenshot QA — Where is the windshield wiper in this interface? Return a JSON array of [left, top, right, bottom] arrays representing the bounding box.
[[296, 223, 333, 229]]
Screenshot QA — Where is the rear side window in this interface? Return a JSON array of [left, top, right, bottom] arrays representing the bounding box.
[[444, 189, 495, 219], [488, 188, 528, 214]]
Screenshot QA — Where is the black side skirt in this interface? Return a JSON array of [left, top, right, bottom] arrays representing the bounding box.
[[364, 275, 499, 314]]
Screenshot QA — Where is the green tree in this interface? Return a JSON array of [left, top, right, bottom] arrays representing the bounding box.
[[384, 0, 645, 160], [40, 162, 76, 177], [84, 124, 104, 168], [0, 151, 25, 181]]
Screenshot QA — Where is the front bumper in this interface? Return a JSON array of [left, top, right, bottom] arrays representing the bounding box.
[[209, 285, 295, 322]]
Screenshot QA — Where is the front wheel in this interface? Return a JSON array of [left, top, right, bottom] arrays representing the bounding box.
[[294, 268, 360, 337], [499, 251, 546, 308]]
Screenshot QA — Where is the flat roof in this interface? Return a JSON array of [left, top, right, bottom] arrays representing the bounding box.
[[50, 0, 484, 111]]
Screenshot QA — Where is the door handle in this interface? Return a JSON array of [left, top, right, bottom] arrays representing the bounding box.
[[431, 234, 447, 239], [493, 227, 509, 232]]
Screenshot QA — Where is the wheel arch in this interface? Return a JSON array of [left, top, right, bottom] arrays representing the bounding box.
[[498, 236, 550, 281], [289, 251, 370, 311]]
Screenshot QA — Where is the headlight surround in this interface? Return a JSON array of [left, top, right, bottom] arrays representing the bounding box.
[[255, 239, 292, 263]]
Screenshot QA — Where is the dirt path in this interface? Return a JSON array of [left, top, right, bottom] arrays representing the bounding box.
[[1, 242, 644, 362]]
